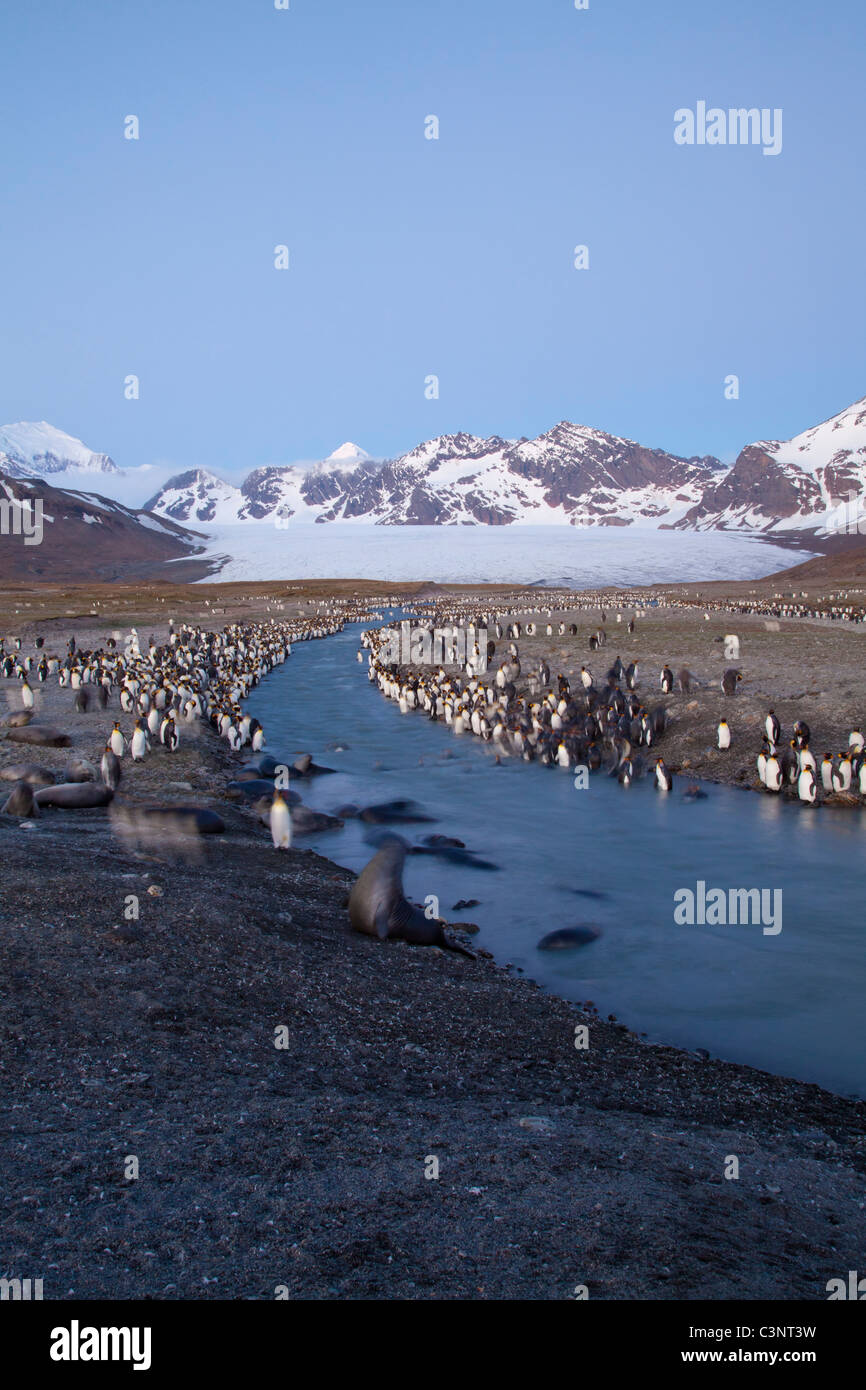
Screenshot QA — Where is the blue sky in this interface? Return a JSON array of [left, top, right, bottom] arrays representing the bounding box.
[[1, 0, 864, 487]]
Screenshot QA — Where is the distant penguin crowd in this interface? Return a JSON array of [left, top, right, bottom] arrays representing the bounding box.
[[0, 608, 359, 823], [362, 602, 866, 807], [362, 617, 679, 791]]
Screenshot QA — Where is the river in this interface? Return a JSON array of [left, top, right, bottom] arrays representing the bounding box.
[[246, 613, 866, 1099]]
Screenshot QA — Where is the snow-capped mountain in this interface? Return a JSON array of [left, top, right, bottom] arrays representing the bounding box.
[[677, 396, 866, 536], [0, 421, 119, 478], [15, 399, 866, 541], [143, 468, 245, 524], [321, 441, 370, 468], [145, 424, 723, 528]]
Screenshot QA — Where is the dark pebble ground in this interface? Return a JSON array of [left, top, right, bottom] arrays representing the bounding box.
[[1, 596, 865, 1300]]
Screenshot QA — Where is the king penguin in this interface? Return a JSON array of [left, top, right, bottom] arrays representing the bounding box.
[[131, 719, 148, 761], [654, 756, 673, 791], [270, 789, 292, 849], [101, 744, 122, 790], [765, 709, 781, 748], [797, 765, 817, 804]]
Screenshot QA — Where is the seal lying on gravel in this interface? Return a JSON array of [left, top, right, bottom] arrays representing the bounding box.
[[226, 778, 300, 805], [241, 754, 281, 778], [289, 804, 344, 835], [349, 838, 476, 958], [254, 799, 341, 834], [35, 783, 114, 808], [5, 711, 34, 728], [6, 726, 71, 748], [68, 759, 97, 783], [0, 764, 55, 787]]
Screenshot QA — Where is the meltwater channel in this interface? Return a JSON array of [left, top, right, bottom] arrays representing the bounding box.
[[246, 614, 866, 1099]]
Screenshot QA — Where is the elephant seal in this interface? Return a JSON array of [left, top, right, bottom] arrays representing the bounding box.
[[242, 754, 280, 779], [348, 839, 475, 958], [682, 784, 708, 802], [290, 804, 344, 835], [359, 799, 435, 824], [0, 763, 55, 787], [6, 711, 34, 728], [2, 780, 38, 817], [291, 753, 336, 777], [7, 726, 71, 748], [226, 778, 300, 804], [68, 759, 96, 783], [35, 783, 114, 808], [408, 844, 499, 871], [254, 800, 341, 834], [537, 925, 601, 950]]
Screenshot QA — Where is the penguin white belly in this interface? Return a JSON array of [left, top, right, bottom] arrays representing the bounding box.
[[271, 801, 292, 850]]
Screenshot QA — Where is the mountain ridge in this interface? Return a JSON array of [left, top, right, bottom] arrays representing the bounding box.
[[676, 396, 866, 536], [10, 396, 866, 541], [144, 421, 726, 529]]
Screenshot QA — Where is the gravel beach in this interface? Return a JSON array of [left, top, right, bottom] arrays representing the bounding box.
[[1, 577, 865, 1300]]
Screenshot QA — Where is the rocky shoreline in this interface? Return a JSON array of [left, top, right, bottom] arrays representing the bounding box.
[[1, 589, 865, 1299]]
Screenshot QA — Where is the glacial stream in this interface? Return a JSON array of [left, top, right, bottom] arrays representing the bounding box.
[[246, 614, 866, 1099]]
